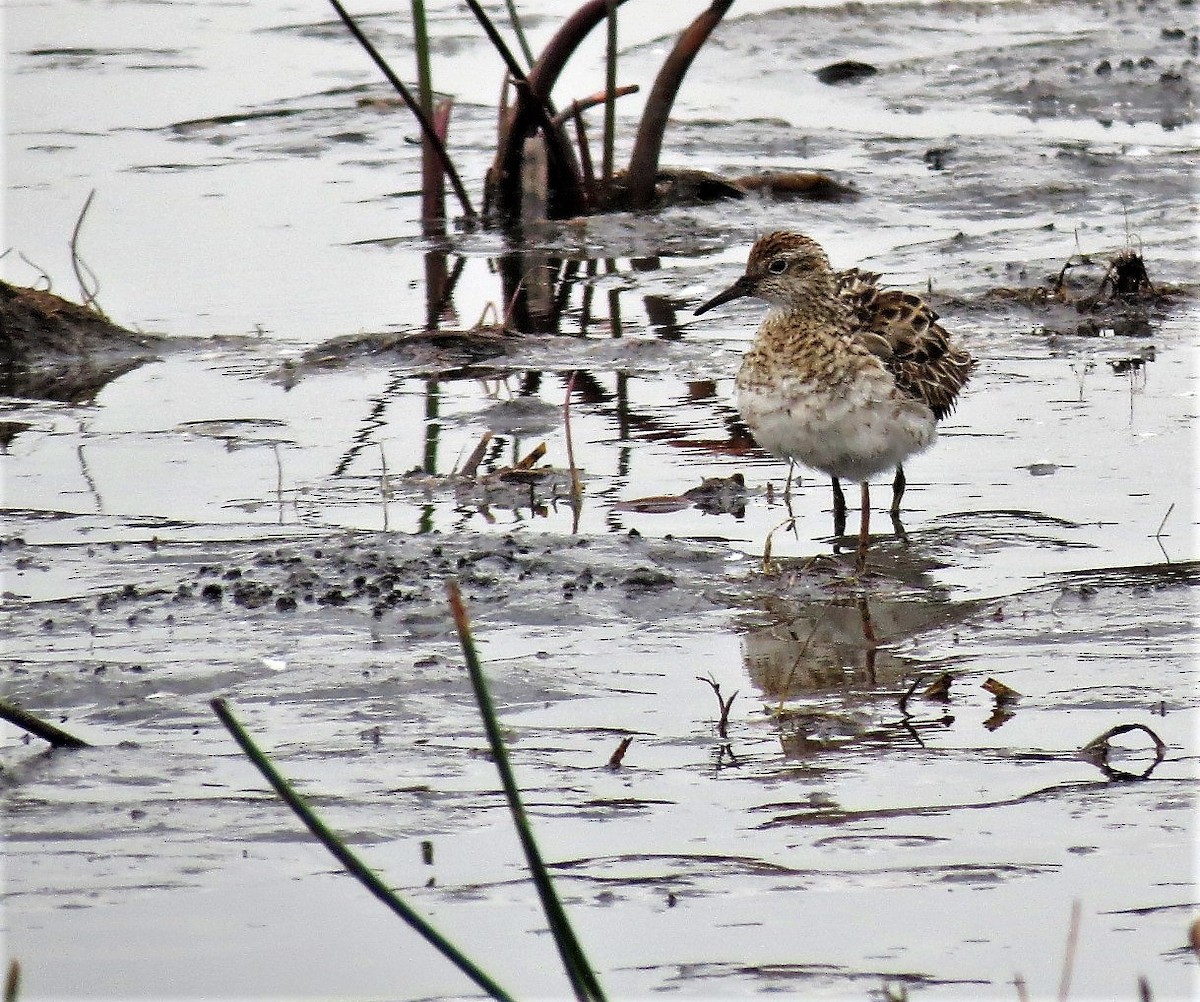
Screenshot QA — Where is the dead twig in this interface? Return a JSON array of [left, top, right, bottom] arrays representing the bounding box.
[[460, 431, 494, 477], [551, 85, 639, 127], [697, 675, 737, 739], [606, 736, 633, 769], [70, 189, 106, 316]]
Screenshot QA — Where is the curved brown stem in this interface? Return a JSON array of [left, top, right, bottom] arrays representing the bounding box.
[[627, 0, 734, 210], [490, 0, 632, 222]]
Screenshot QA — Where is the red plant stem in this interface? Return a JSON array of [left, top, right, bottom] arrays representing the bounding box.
[[627, 1, 734, 209]]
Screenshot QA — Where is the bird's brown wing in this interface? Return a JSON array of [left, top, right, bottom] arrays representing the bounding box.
[[836, 270, 975, 420]]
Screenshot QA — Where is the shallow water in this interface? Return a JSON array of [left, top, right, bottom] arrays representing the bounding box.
[[4, 0, 1199, 999]]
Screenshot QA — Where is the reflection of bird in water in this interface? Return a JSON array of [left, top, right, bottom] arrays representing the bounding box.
[[743, 592, 962, 757], [695, 232, 974, 571]]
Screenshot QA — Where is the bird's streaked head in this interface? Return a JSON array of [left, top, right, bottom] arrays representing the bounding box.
[[694, 232, 834, 315]]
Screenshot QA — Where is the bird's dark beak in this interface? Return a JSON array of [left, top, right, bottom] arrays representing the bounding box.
[[694, 274, 754, 316]]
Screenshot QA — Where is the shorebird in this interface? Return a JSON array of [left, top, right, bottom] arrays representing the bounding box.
[[695, 231, 974, 572]]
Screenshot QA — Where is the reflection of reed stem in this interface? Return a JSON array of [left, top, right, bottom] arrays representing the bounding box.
[[423, 378, 440, 474]]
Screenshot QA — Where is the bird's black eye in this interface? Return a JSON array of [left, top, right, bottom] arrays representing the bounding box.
[[767, 258, 787, 275]]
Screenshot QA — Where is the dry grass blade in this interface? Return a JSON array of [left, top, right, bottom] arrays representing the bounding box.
[[563, 371, 583, 528], [1057, 900, 1082, 1001], [514, 441, 547, 470]]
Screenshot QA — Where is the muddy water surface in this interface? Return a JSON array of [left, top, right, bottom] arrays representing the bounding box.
[[4, 0, 1198, 999]]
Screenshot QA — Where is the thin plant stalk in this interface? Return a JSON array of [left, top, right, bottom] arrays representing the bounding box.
[[563, 370, 583, 532], [445, 584, 607, 1002], [70, 189, 106, 316], [210, 697, 515, 1002], [601, 0, 618, 191], [328, 0, 477, 221], [411, 0, 445, 233], [504, 0, 535, 68]]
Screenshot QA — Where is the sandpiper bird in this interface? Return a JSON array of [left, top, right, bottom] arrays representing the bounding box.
[[694, 231, 974, 572]]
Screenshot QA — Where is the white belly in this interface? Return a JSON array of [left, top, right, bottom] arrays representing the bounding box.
[[737, 373, 937, 482]]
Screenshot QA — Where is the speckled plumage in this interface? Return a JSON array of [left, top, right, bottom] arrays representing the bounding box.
[[695, 231, 974, 569]]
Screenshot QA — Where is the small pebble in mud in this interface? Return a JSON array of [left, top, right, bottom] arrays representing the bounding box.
[[275, 594, 297, 612], [815, 60, 878, 85], [623, 567, 675, 591], [222, 568, 242, 580], [200, 583, 223, 602], [1095, 59, 1112, 75], [41, 618, 53, 631], [319, 589, 348, 606]]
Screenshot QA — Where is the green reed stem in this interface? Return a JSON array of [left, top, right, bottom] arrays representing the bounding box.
[[328, 0, 476, 221], [445, 583, 607, 1002], [411, 0, 445, 232], [210, 697, 514, 1002], [0, 699, 89, 749]]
